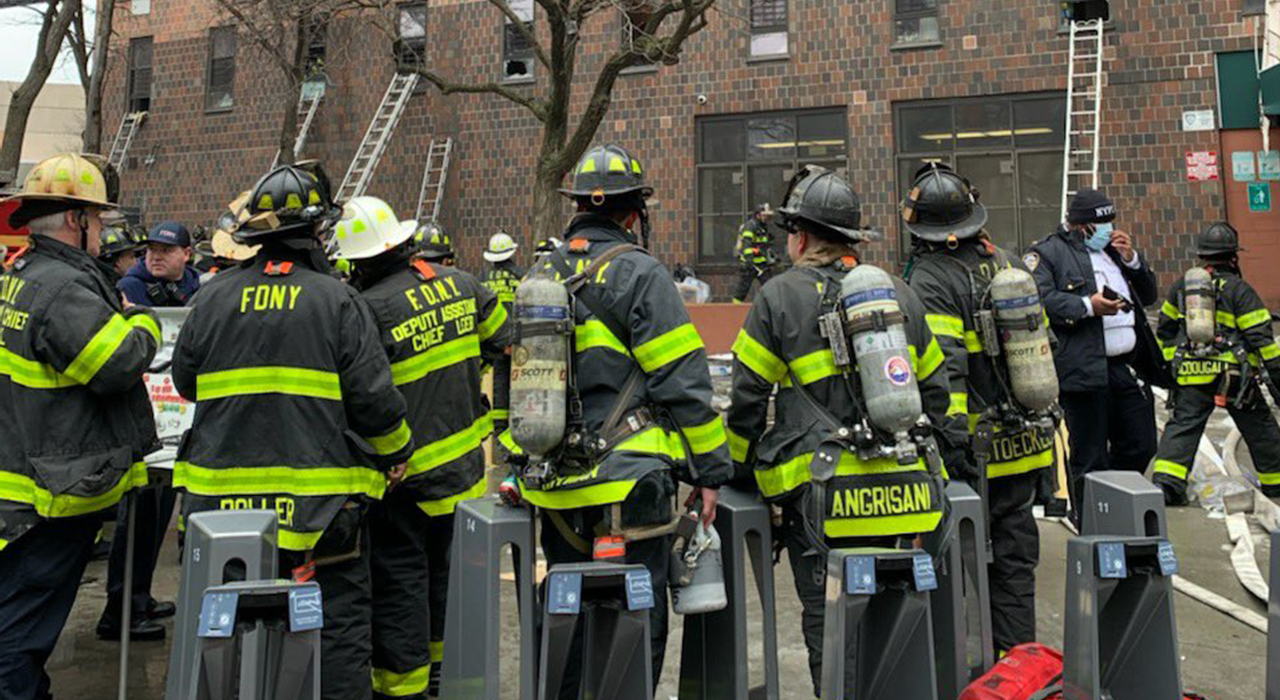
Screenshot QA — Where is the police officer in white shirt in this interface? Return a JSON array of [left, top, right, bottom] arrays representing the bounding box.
[[1026, 189, 1170, 524]]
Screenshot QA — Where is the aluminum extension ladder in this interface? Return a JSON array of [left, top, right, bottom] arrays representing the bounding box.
[[107, 111, 147, 171], [1059, 17, 1105, 222], [336, 72, 419, 202], [414, 137, 453, 222], [271, 90, 323, 169]]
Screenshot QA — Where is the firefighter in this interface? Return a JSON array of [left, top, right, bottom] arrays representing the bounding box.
[[413, 222, 456, 267], [503, 144, 730, 697], [332, 196, 510, 699], [481, 230, 524, 435], [172, 165, 415, 700], [532, 236, 562, 260], [727, 165, 954, 697], [1153, 222, 1280, 504], [1027, 189, 1167, 521], [0, 153, 160, 700], [731, 204, 777, 303], [98, 224, 146, 279], [902, 163, 1052, 654]]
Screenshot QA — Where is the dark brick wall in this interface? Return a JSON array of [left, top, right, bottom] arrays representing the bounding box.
[[104, 0, 1255, 297]]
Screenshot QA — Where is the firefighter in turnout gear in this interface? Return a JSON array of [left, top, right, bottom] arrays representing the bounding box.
[[172, 166, 415, 700], [332, 196, 510, 699], [902, 163, 1054, 654], [1153, 221, 1280, 505], [482, 230, 524, 435], [98, 224, 146, 279], [732, 204, 777, 303], [727, 165, 955, 697], [503, 144, 731, 697], [414, 222, 456, 267], [0, 153, 160, 700]]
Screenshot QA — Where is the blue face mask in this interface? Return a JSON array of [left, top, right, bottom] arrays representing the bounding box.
[[1084, 222, 1113, 251]]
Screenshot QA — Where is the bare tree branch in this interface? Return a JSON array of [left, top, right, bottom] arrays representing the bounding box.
[[486, 0, 550, 69], [403, 64, 548, 121], [0, 0, 84, 185]]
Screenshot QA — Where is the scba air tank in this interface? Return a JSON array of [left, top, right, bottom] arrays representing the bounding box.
[[840, 265, 922, 436], [510, 276, 571, 458], [989, 268, 1059, 413], [1183, 266, 1216, 345]]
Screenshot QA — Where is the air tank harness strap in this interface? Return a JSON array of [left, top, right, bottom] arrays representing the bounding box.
[[543, 493, 688, 557], [971, 415, 995, 535]]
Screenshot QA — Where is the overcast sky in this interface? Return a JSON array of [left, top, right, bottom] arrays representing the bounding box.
[[0, 2, 96, 85]]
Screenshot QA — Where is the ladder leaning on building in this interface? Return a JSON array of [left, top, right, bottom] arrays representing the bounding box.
[[1059, 4, 1106, 223]]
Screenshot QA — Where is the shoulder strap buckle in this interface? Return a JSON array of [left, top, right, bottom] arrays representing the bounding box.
[[411, 259, 436, 280], [264, 261, 294, 276]]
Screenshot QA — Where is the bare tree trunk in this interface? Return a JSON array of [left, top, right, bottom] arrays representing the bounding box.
[[532, 167, 565, 245], [0, 0, 82, 187], [83, 0, 117, 154], [276, 87, 300, 166]]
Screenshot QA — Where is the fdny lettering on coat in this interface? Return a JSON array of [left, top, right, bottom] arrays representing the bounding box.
[[0, 275, 29, 338], [394, 276, 477, 352], [239, 284, 302, 313], [830, 482, 934, 519]]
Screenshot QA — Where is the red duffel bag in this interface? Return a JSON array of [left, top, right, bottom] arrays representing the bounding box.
[[959, 644, 1063, 700], [960, 643, 1213, 700]]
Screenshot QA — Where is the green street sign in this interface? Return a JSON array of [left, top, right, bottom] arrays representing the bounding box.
[[1250, 181, 1272, 213]]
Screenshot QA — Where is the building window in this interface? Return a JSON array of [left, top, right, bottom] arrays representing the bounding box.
[[894, 94, 1066, 254], [503, 0, 535, 82], [397, 3, 428, 68], [621, 10, 658, 72], [126, 37, 153, 113], [303, 18, 327, 78], [894, 0, 940, 46], [696, 109, 848, 262], [205, 27, 236, 112], [749, 0, 787, 57]]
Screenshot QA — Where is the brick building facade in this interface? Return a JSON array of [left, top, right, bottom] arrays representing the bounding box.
[[102, 1, 1267, 301]]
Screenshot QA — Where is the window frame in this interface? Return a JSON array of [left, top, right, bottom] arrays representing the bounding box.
[[695, 108, 849, 265], [204, 26, 237, 113], [892, 92, 1067, 257], [892, 0, 942, 48], [125, 36, 153, 113], [397, 2, 429, 69], [501, 0, 536, 84], [303, 17, 328, 79], [620, 9, 659, 75], [748, 0, 788, 59]]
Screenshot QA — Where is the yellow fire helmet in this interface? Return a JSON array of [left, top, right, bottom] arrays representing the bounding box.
[[2, 153, 118, 209]]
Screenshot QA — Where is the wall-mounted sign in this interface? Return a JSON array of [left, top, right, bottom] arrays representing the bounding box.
[[1186, 151, 1219, 182], [1249, 182, 1272, 213], [1181, 110, 1216, 131], [1259, 150, 1280, 181], [1234, 151, 1258, 182]]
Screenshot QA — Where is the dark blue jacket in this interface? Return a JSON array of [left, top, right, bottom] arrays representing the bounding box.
[[118, 259, 201, 308], [1027, 226, 1170, 393]]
